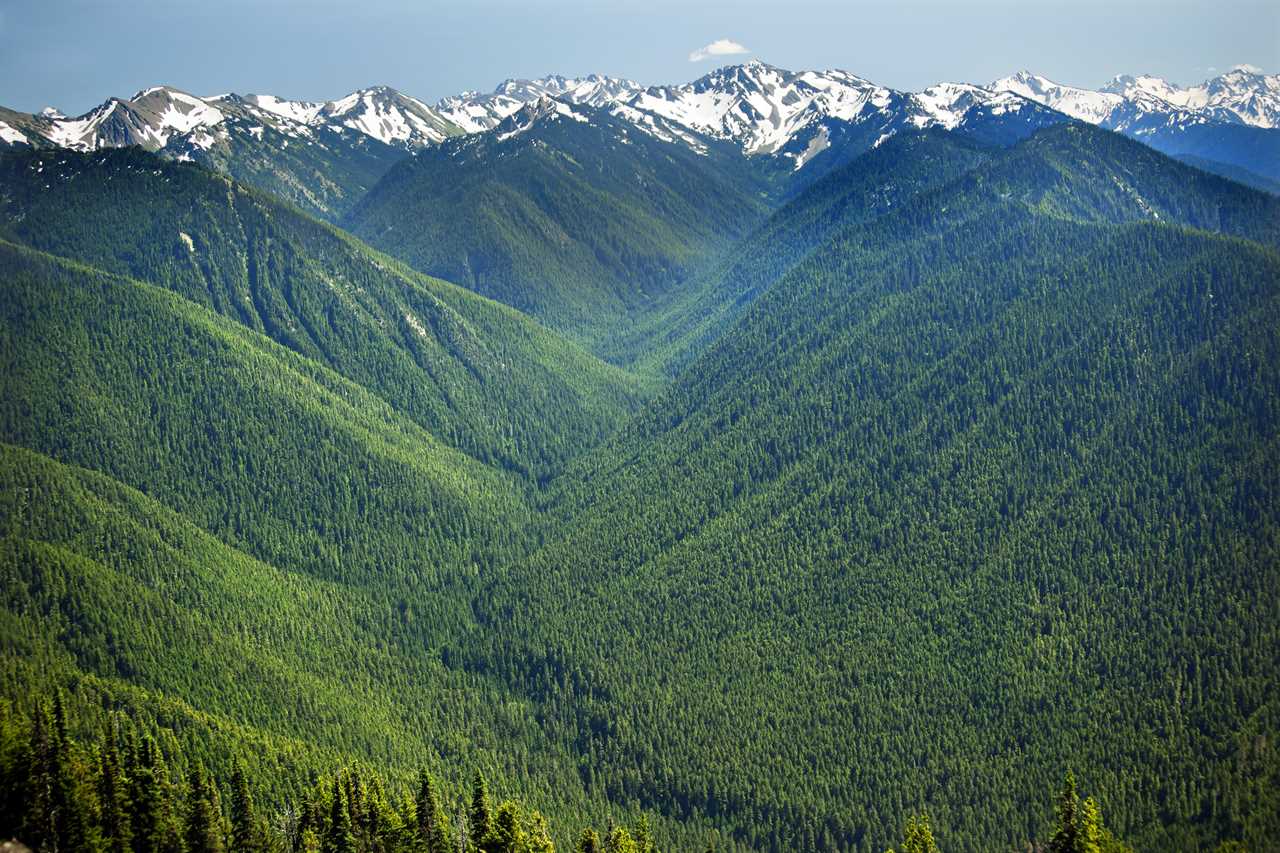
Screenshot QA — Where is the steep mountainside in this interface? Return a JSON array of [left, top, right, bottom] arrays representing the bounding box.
[[0, 147, 647, 478], [1175, 153, 1280, 194], [610, 129, 997, 372], [345, 98, 771, 352], [0, 244, 668, 847], [159, 99, 412, 220], [466, 123, 1280, 851], [615, 124, 1280, 374]]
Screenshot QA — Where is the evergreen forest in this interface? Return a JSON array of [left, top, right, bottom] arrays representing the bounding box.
[[1, 109, 1277, 852]]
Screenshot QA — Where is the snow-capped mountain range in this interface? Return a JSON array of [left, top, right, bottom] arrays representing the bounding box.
[[0, 84, 464, 155], [3, 61, 1276, 182], [436, 74, 646, 133], [991, 65, 1280, 134]]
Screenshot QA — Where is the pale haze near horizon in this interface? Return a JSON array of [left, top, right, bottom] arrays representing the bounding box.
[[1, 0, 1276, 116]]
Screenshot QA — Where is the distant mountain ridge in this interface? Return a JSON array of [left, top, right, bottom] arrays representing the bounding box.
[[0, 83, 464, 153], [4, 62, 1275, 176], [989, 66, 1280, 184], [991, 66, 1280, 131]]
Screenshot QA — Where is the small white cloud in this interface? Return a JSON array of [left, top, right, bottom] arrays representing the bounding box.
[[689, 39, 750, 63], [1230, 63, 1262, 74]]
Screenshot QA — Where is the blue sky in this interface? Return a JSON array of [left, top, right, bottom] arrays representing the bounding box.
[[1, 0, 1276, 114]]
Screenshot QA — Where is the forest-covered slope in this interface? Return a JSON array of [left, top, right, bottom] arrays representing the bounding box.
[[609, 130, 997, 374], [0, 148, 648, 479], [0, 242, 533, 583], [1, 119, 1277, 853], [0, 245, 680, 847], [468, 126, 1280, 851], [617, 124, 1280, 376], [344, 100, 770, 353]]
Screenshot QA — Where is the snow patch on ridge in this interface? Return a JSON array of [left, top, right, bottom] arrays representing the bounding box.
[[246, 94, 325, 124], [0, 121, 28, 144]]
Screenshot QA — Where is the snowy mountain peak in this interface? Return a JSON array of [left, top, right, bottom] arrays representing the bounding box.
[[311, 86, 459, 147], [627, 62, 895, 155], [6, 61, 1276, 182], [241, 93, 326, 125], [516, 95, 588, 124], [1100, 73, 1189, 109], [991, 72, 1130, 125], [436, 73, 643, 133], [490, 96, 591, 141], [495, 75, 569, 99], [32, 86, 225, 151], [991, 71, 1068, 100], [686, 60, 786, 93], [1199, 67, 1280, 127], [911, 82, 1001, 129], [8, 82, 463, 155], [997, 66, 1280, 130]]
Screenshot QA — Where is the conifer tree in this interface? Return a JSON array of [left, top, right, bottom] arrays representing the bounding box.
[[324, 773, 357, 853], [23, 701, 57, 851], [295, 796, 319, 853], [185, 765, 225, 853], [469, 771, 493, 852], [1044, 775, 1134, 853], [575, 827, 603, 853], [98, 733, 132, 853], [297, 827, 323, 853], [417, 768, 452, 853], [492, 800, 526, 853], [231, 761, 262, 853], [128, 736, 174, 853], [605, 825, 638, 853], [50, 693, 96, 852], [632, 815, 654, 853], [1079, 797, 1103, 853], [886, 813, 938, 853], [527, 810, 556, 853], [355, 773, 386, 846], [1049, 772, 1082, 853], [348, 771, 368, 843]]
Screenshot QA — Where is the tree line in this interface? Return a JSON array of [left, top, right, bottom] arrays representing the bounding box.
[[9, 694, 1227, 852]]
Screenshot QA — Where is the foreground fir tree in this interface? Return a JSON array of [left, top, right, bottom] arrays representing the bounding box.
[[416, 769, 452, 853], [1048, 772, 1133, 853], [575, 827, 603, 853], [97, 732, 131, 853], [526, 810, 556, 853], [886, 813, 938, 853], [632, 815, 655, 853], [230, 762, 264, 853], [469, 771, 494, 852], [604, 825, 638, 853], [183, 766, 224, 853], [325, 774, 357, 853], [491, 800, 526, 853]]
